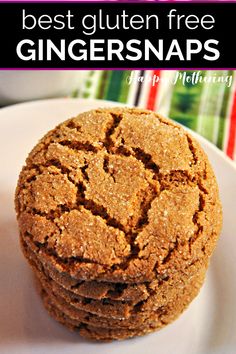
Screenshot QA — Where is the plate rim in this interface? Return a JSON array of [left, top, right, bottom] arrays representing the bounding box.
[[0, 97, 235, 353]]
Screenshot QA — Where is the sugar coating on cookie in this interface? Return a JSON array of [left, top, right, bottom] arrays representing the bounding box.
[[15, 108, 222, 282]]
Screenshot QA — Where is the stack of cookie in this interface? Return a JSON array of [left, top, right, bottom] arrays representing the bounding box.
[[15, 108, 222, 341]]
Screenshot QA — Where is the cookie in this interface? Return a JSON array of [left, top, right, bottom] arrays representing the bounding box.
[[21, 233, 208, 312], [39, 269, 204, 338], [15, 107, 222, 340], [41, 289, 164, 341], [16, 108, 222, 283], [28, 243, 206, 322], [21, 233, 206, 329], [37, 267, 205, 328], [21, 236, 150, 304]]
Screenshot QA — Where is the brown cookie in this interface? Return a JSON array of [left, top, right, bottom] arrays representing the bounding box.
[[32, 248, 206, 321], [41, 289, 164, 341], [15, 108, 222, 283], [15, 107, 222, 340], [40, 270, 204, 339], [21, 233, 208, 314], [21, 236, 150, 304], [33, 257, 205, 330]]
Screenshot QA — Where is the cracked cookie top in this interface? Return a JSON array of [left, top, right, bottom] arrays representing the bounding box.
[[15, 107, 222, 282]]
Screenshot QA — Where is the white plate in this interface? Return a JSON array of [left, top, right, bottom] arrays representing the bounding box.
[[0, 98, 235, 354]]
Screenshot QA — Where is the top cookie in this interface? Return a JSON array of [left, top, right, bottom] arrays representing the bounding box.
[[15, 107, 222, 283]]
